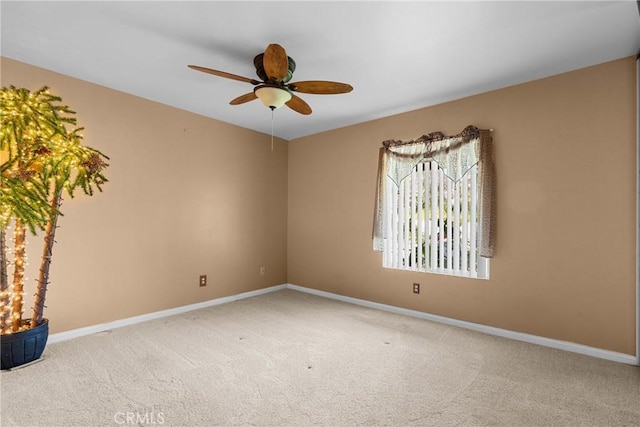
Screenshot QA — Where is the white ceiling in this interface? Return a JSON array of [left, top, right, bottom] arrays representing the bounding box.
[[2, 1, 639, 140]]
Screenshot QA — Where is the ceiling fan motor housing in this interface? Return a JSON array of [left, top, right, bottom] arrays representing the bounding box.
[[254, 53, 296, 84]]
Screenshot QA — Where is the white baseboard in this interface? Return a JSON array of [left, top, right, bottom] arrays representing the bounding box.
[[48, 284, 287, 344], [49, 282, 637, 366], [286, 284, 639, 366]]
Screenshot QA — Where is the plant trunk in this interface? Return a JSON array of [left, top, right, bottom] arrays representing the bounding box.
[[11, 220, 27, 332], [31, 191, 62, 328], [0, 228, 11, 333]]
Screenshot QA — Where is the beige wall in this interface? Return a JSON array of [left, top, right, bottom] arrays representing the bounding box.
[[2, 56, 637, 356], [288, 57, 637, 355], [1, 58, 289, 334]]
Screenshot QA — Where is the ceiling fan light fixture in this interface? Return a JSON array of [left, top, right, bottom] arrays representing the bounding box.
[[189, 43, 351, 115], [254, 86, 292, 110]]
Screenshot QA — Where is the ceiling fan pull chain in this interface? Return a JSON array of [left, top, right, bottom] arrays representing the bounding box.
[[271, 107, 274, 151]]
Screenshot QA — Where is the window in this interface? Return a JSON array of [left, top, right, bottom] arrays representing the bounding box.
[[373, 126, 495, 279]]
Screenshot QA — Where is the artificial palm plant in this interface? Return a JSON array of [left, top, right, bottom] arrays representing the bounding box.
[[0, 86, 108, 341]]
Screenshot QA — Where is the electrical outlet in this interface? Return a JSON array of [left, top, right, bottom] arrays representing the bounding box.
[[413, 283, 420, 294], [199, 275, 207, 287], [260, 266, 266, 276]]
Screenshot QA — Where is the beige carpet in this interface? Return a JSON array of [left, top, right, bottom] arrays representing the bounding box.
[[1, 289, 639, 426]]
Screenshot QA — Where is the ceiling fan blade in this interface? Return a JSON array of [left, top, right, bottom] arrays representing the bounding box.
[[285, 94, 312, 115], [229, 92, 258, 105], [263, 44, 289, 82], [188, 65, 260, 85], [288, 80, 353, 94]]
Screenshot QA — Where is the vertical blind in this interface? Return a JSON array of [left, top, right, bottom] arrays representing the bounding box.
[[373, 126, 495, 277]]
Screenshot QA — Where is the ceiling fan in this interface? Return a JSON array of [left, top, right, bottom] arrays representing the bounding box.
[[188, 44, 353, 115]]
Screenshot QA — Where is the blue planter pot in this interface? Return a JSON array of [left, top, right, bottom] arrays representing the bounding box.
[[1, 319, 49, 370]]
